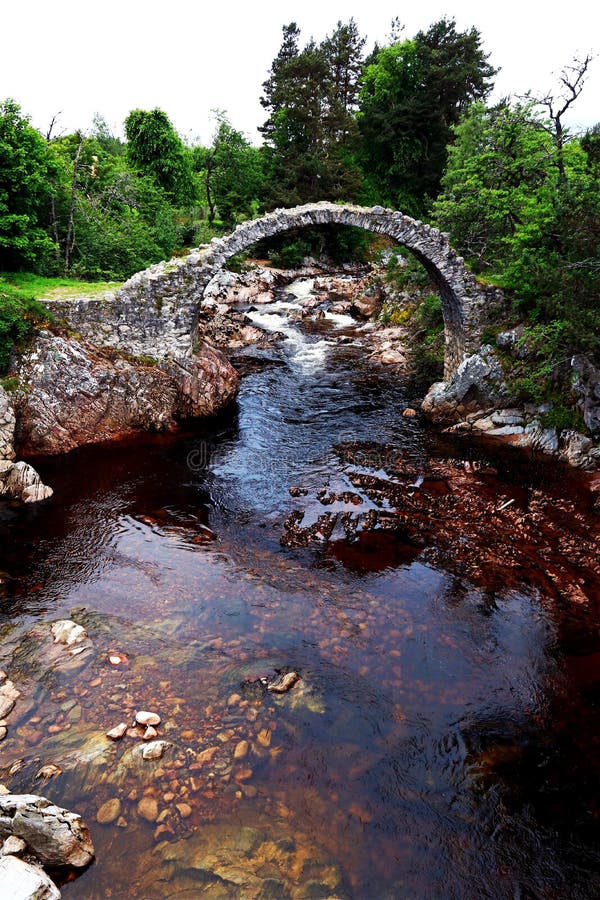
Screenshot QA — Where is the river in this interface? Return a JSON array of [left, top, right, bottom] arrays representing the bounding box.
[[1, 280, 600, 898]]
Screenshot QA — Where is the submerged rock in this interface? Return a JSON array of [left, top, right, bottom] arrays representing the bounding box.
[[0, 794, 94, 867], [96, 798, 121, 825], [268, 671, 300, 694], [143, 820, 344, 899], [51, 621, 86, 647], [0, 678, 20, 719]]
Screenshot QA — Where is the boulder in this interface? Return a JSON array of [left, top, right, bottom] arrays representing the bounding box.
[[0, 855, 61, 899], [0, 794, 94, 868], [0, 385, 16, 461], [572, 355, 600, 435], [422, 346, 506, 424], [557, 430, 600, 470], [15, 333, 238, 455], [0, 461, 53, 503]]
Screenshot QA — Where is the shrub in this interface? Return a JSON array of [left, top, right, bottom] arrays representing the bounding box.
[[0, 284, 53, 374]]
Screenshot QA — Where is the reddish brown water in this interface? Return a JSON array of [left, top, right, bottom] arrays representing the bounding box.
[[1, 295, 600, 898]]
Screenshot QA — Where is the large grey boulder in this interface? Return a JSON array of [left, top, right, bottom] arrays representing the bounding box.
[[572, 355, 600, 435], [0, 855, 61, 899], [0, 794, 94, 868], [422, 346, 506, 424]]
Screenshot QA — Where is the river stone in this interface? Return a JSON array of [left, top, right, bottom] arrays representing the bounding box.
[[0, 386, 16, 461], [0, 834, 27, 856], [135, 711, 161, 727], [572, 354, 600, 435], [15, 332, 239, 456], [137, 797, 159, 822], [106, 722, 127, 741], [0, 855, 61, 899], [0, 679, 20, 719], [0, 461, 53, 503], [51, 621, 87, 647], [96, 798, 121, 825], [0, 793, 94, 867]]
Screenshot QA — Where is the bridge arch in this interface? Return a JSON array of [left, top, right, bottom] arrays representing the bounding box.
[[193, 202, 488, 377], [51, 204, 494, 380]]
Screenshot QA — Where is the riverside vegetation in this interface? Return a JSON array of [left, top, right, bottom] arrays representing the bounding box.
[[0, 17, 598, 434]]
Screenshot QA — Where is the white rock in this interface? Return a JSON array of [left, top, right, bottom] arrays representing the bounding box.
[[0, 855, 61, 899], [135, 711, 160, 727], [142, 740, 171, 760], [0, 834, 27, 856], [0, 680, 20, 719], [51, 621, 87, 647], [106, 722, 127, 741]]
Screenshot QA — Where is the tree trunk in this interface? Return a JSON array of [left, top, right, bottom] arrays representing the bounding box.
[[64, 133, 83, 275]]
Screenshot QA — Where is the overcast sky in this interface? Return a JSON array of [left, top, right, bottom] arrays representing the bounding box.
[[2, 1, 598, 144]]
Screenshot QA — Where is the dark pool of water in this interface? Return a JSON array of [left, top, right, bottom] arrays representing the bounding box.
[[1, 295, 600, 898]]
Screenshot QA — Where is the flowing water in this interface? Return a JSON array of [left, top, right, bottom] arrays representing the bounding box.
[[1, 283, 600, 898]]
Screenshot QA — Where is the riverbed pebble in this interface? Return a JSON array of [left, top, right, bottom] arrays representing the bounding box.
[[268, 671, 300, 693], [142, 740, 171, 760], [96, 798, 121, 825], [135, 711, 161, 727], [51, 619, 87, 646], [137, 797, 159, 822], [106, 722, 127, 740]]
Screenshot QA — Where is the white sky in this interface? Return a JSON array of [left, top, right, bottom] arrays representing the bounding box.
[[2, 1, 598, 145]]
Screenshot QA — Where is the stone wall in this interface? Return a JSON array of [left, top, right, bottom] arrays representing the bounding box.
[[43, 202, 497, 379]]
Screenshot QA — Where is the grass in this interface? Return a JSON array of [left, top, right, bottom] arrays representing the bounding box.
[[0, 272, 122, 301]]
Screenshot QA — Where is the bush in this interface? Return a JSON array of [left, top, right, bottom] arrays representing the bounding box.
[[0, 284, 53, 373]]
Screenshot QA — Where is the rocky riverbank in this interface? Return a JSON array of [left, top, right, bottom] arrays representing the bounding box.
[[0, 325, 239, 501], [2, 258, 599, 508], [422, 343, 600, 471]]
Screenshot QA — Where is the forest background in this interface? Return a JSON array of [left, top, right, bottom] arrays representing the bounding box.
[[1, 17, 598, 403]]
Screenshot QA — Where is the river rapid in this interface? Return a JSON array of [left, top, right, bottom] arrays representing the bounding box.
[[1, 280, 600, 898]]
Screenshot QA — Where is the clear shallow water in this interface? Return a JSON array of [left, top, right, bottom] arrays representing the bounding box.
[[1, 290, 600, 898]]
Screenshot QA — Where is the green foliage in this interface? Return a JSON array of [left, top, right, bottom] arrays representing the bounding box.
[[415, 293, 443, 332], [224, 252, 251, 273], [125, 108, 196, 205], [503, 322, 573, 406], [258, 225, 371, 267], [260, 21, 364, 209], [0, 282, 53, 373], [0, 375, 23, 392], [434, 99, 600, 363], [199, 112, 264, 229], [540, 401, 585, 433], [384, 251, 430, 292], [358, 19, 496, 213], [410, 345, 444, 389], [269, 237, 313, 269], [0, 99, 58, 271]]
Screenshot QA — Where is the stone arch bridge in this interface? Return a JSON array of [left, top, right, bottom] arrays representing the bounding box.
[[48, 202, 497, 379]]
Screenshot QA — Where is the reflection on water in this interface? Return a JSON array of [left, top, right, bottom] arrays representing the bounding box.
[[1, 290, 600, 898]]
